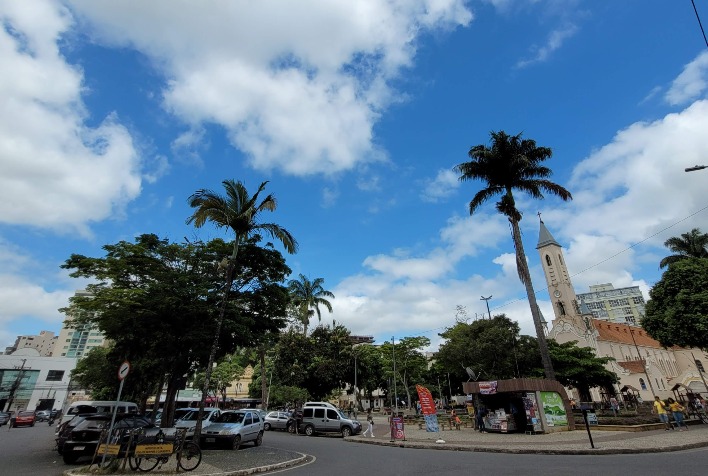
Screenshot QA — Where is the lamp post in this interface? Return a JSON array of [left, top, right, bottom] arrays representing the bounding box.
[[685, 165, 707, 172], [480, 295, 492, 320], [629, 328, 657, 399]]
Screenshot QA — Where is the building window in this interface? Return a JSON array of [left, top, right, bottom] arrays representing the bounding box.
[[47, 370, 65, 381], [639, 378, 647, 390], [558, 254, 563, 265], [545, 255, 552, 266]]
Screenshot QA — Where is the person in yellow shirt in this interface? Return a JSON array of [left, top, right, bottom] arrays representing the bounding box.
[[653, 396, 672, 430], [667, 398, 688, 431]]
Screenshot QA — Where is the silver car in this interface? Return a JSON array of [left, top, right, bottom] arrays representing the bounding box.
[[175, 408, 221, 439], [264, 411, 291, 431], [199, 410, 264, 450]]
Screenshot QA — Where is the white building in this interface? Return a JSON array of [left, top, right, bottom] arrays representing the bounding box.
[[576, 283, 646, 325], [53, 290, 108, 358], [0, 348, 77, 413]]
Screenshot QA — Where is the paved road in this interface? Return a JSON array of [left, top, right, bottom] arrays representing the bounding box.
[[3, 420, 708, 475]]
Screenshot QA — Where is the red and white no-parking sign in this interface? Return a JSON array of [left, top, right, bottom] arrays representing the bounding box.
[[118, 361, 131, 381]]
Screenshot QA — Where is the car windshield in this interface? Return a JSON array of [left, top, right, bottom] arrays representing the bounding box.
[[181, 410, 213, 421], [337, 410, 348, 419], [18, 411, 34, 417], [216, 412, 245, 424], [68, 405, 98, 415], [76, 418, 111, 430]]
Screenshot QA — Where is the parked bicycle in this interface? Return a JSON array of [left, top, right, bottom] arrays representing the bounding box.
[[129, 427, 202, 472]]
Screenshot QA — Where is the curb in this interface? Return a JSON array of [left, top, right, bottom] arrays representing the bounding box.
[[344, 437, 708, 455]]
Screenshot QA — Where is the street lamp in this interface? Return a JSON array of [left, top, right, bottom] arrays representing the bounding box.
[[480, 295, 492, 320], [685, 165, 707, 172]]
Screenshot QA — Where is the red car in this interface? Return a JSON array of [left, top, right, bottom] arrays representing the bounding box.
[[13, 411, 36, 427]]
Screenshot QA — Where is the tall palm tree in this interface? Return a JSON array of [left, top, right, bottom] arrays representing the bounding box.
[[454, 131, 572, 380], [187, 179, 297, 436], [659, 228, 708, 269], [288, 274, 334, 335]]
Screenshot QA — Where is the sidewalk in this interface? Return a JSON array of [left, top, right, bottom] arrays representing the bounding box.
[[348, 414, 708, 454]]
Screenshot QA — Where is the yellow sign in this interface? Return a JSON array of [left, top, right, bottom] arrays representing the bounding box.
[[97, 444, 120, 455], [134, 443, 174, 456]]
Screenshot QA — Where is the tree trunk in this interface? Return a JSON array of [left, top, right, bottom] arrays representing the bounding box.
[[194, 260, 236, 439], [510, 218, 556, 380], [260, 346, 267, 409]]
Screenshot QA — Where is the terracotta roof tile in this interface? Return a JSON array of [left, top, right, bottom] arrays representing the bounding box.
[[591, 320, 662, 347], [617, 360, 646, 373]]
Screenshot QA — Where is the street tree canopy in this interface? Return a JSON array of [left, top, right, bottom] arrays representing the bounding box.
[[643, 258, 708, 350]]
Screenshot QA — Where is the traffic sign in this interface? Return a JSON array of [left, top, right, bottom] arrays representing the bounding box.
[[118, 361, 131, 381]]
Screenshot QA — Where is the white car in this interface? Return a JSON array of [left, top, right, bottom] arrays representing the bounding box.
[[175, 408, 221, 438], [199, 410, 264, 450]]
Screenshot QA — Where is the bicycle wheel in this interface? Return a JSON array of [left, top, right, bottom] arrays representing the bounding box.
[[130, 455, 160, 472], [178, 442, 202, 471]]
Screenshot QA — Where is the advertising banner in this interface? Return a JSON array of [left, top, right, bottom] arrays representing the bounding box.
[[416, 384, 439, 432], [540, 391, 568, 427], [479, 381, 498, 395]]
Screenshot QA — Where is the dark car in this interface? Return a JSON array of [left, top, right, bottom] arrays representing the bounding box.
[[62, 414, 154, 464], [56, 414, 98, 455], [0, 412, 10, 426]]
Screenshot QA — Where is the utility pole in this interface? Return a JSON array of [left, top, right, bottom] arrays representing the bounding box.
[[629, 329, 656, 399], [3, 359, 28, 412], [392, 336, 398, 416], [480, 296, 492, 319]]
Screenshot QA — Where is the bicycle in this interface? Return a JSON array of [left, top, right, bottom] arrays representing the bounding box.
[[129, 427, 202, 472]]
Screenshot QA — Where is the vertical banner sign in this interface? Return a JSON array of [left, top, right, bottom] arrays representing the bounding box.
[[389, 415, 405, 442], [416, 384, 439, 432], [540, 392, 568, 427]]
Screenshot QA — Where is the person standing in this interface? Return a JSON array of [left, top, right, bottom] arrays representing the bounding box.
[[667, 398, 688, 431], [475, 405, 486, 433], [653, 396, 672, 430], [362, 409, 375, 437]]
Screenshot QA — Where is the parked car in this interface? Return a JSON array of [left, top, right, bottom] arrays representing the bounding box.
[[298, 406, 361, 437], [35, 410, 51, 422], [264, 411, 291, 431], [61, 414, 154, 464], [56, 414, 98, 455], [13, 411, 36, 427], [200, 409, 264, 450], [0, 412, 10, 426], [175, 408, 221, 438]]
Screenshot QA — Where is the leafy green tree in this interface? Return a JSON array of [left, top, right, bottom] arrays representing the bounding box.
[[193, 354, 244, 408], [659, 228, 708, 269], [70, 347, 116, 401], [547, 341, 618, 401], [643, 258, 708, 349], [454, 130, 572, 379], [349, 344, 384, 411], [187, 179, 297, 436], [380, 337, 430, 409], [288, 274, 334, 335]]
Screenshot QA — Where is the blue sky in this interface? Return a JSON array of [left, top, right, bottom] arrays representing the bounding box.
[[2, 0, 708, 352]]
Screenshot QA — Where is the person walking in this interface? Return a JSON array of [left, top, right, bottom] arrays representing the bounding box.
[[653, 396, 672, 430], [667, 398, 688, 431], [362, 409, 375, 437]]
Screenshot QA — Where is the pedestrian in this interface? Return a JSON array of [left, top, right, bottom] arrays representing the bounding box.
[[475, 405, 486, 433], [362, 408, 375, 437], [653, 396, 672, 430], [667, 398, 688, 431]]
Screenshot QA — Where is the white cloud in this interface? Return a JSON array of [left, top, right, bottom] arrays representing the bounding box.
[[516, 23, 578, 68], [665, 50, 708, 106], [0, 1, 142, 234], [67, 0, 473, 176], [421, 169, 459, 202]]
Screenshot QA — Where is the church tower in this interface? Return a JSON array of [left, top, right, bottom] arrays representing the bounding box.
[[536, 218, 583, 325]]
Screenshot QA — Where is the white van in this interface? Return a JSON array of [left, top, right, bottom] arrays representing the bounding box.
[[61, 400, 138, 425]]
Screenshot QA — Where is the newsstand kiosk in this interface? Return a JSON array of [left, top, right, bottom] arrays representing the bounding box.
[[462, 378, 575, 434]]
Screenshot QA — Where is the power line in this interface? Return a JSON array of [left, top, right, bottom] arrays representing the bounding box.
[[691, 0, 708, 48]]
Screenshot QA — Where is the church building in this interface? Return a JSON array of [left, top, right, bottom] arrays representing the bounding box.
[[537, 219, 707, 403]]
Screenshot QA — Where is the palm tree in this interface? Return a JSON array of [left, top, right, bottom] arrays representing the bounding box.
[[288, 274, 334, 335], [186, 179, 297, 436], [454, 131, 572, 380], [659, 228, 708, 269]]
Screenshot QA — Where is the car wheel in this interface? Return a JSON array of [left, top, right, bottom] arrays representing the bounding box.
[[287, 423, 295, 434], [341, 426, 352, 437], [264, 422, 271, 431], [304, 425, 315, 436], [254, 431, 263, 446], [231, 434, 241, 450]]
